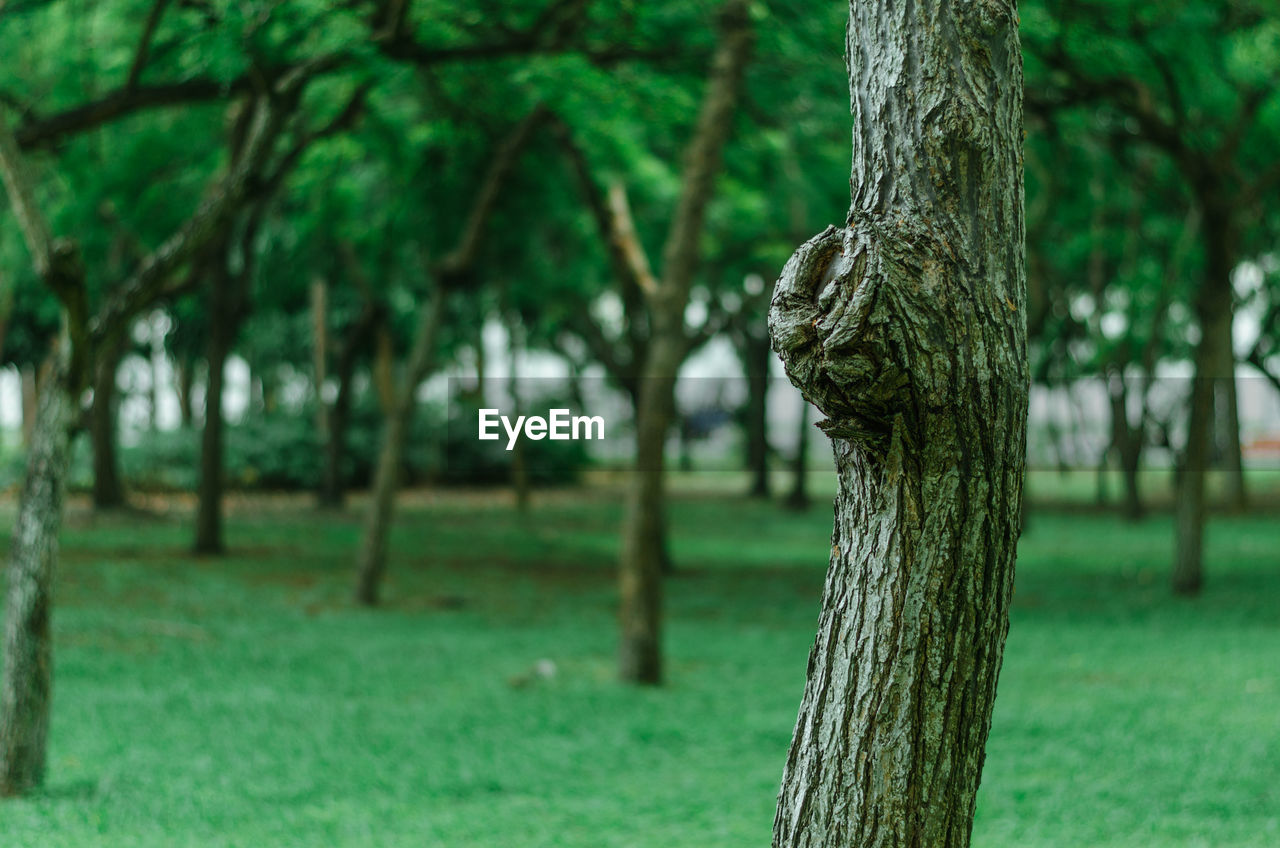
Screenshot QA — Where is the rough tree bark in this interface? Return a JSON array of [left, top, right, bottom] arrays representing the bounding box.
[[0, 77, 320, 794], [769, 2, 1026, 844], [0, 360, 73, 796], [0, 107, 89, 797]]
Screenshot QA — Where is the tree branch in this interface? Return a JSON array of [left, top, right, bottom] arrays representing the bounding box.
[[125, 0, 173, 90], [0, 109, 56, 277], [605, 182, 659, 298], [654, 0, 753, 304], [432, 104, 548, 286], [547, 112, 650, 301]]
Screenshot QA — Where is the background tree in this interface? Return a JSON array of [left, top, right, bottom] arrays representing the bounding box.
[[1023, 0, 1280, 592]]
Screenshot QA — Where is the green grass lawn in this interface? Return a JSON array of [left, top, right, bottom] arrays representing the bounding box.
[[0, 484, 1276, 846]]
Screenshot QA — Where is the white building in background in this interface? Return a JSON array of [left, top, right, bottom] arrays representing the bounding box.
[[1, 290, 1277, 471]]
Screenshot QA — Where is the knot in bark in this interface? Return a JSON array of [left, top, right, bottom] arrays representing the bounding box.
[[769, 224, 911, 453]]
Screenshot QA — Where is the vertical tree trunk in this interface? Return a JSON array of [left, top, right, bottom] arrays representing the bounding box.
[[318, 368, 353, 509], [194, 280, 234, 555], [372, 325, 396, 415], [507, 314, 531, 513], [616, 0, 753, 684], [352, 105, 546, 604], [0, 365, 72, 796], [19, 365, 37, 447], [1106, 375, 1145, 520], [90, 336, 127, 510], [743, 329, 771, 498], [1173, 211, 1234, 595], [619, 339, 679, 683], [1221, 370, 1246, 510], [354, 297, 443, 605], [148, 317, 161, 432], [318, 305, 378, 509], [311, 276, 329, 447], [175, 356, 195, 429], [784, 395, 811, 511], [770, 2, 1026, 844]]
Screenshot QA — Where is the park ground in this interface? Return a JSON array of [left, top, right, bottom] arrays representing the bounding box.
[[0, 473, 1276, 847]]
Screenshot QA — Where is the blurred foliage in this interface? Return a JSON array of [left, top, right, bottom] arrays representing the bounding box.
[[0, 0, 1278, 489]]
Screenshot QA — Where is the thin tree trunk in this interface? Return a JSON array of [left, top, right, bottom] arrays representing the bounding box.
[[619, 353, 677, 682], [1173, 211, 1234, 595], [0, 363, 73, 796], [784, 395, 810, 511], [90, 336, 127, 510], [506, 314, 531, 513], [352, 105, 546, 605], [319, 368, 353, 509], [1105, 372, 1145, 521], [372, 323, 396, 416], [617, 0, 753, 684], [743, 330, 771, 498], [319, 304, 378, 509], [770, 2, 1026, 844], [311, 276, 329, 445], [194, 275, 234, 555], [19, 364, 37, 447], [353, 297, 443, 605], [148, 317, 161, 432], [1221, 370, 1246, 510], [174, 355, 194, 428]]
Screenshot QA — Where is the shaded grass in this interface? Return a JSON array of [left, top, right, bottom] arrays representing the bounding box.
[[0, 486, 1276, 846]]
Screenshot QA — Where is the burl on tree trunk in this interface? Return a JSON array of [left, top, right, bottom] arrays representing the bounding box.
[[769, 2, 1027, 845]]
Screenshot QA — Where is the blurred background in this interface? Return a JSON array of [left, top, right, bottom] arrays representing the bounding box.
[[0, 0, 1277, 845]]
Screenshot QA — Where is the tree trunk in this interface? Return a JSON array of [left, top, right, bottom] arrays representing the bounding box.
[[19, 364, 37, 447], [743, 329, 771, 498], [353, 297, 443, 606], [770, 2, 1026, 844], [175, 356, 195, 429], [194, 281, 234, 555], [311, 276, 329, 445], [619, 339, 679, 683], [318, 367, 352, 509], [1106, 374, 1145, 520], [372, 324, 396, 416], [90, 336, 127, 510], [507, 315, 531, 513], [1220, 370, 1246, 510], [0, 364, 73, 796], [784, 395, 811, 511], [318, 305, 378, 509], [1173, 210, 1234, 595], [148, 319, 161, 432], [616, 0, 752, 684]]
